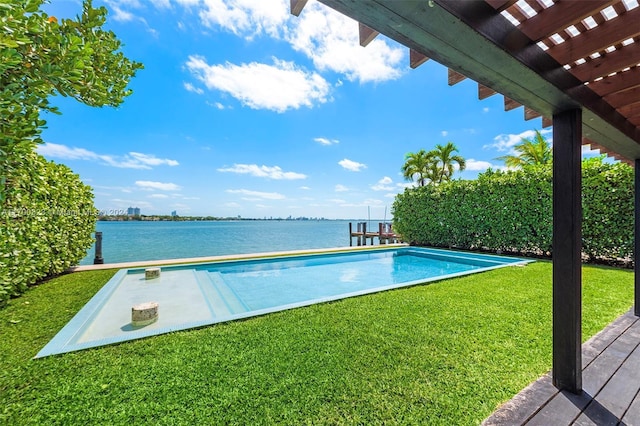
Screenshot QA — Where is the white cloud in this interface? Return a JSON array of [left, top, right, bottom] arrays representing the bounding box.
[[338, 198, 384, 208], [185, 56, 330, 113], [149, 194, 170, 199], [338, 158, 367, 172], [129, 152, 179, 167], [217, 164, 306, 179], [335, 184, 349, 192], [483, 107, 490, 113], [110, 198, 154, 210], [300, 186, 311, 190], [465, 159, 500, 171], [38, 143, 179, 170], [314, 137, 339, 146], [136, 181, 182, 191], [485, 129, 551, 152], [371, 176, 394, 191], [287, 2, 405, 83], [151, 0, 171, 8], [176, 0, 200, 6], [441, 130, 448, 137], [105, 0, 137, 22], [184, 82, 204, 94], [226, 189, 286, 199], [397, 182, 415, 190], [183, 0, 404, 84], [199, 0, 288, 39]]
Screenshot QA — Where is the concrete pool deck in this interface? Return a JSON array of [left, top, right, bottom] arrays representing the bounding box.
[[39, 246, 529, 358]]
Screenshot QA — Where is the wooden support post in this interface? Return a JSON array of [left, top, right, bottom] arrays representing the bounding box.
[[349, 222, 353, 247], [552, 108, 582, 394], [635, 160, 640, 316]]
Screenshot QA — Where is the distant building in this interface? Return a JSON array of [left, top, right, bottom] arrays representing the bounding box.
[[127, 206, 140, 216], [171, 210, 177, 217]]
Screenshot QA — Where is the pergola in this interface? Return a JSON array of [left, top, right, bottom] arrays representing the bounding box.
[[291, 0, 640, 394]]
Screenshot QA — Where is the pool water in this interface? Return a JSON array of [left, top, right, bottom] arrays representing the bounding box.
[[36, 247, 530, 358], [209, 250, 485, 311]]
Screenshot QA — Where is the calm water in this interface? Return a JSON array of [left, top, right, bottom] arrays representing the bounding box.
[[79, 220, 367, 265]]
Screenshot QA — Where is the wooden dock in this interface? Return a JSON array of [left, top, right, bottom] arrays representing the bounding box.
[[349, 222, 399, 246]]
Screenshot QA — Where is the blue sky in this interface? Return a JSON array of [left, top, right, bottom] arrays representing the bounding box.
[[38, 0, 581, 219]]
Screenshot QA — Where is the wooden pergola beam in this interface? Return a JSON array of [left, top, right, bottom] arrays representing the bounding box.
[[525, 106, 541, 121], [546, 7, 640, 65], [290, 0, 309, 17], [409, 49, 429, 69], [570, 41, 640, 82], [504, 96, 521, 111], [485, 0, 518, 12], [448, 68, 467, 86], [518, 0, 618, 42], [619, 101, 640, 118], [359, 22, 379, 47], [543, 116, 553, 128], [605, 86, 640, 109], [587, 66, 640, 97], [478, 83, 497, 100]]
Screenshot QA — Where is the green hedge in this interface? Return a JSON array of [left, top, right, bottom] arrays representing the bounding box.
[[0, 151, 96, 306], [392, 157, 633, 263]]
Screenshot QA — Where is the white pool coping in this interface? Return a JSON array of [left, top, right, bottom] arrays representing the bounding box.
[[38, 246, 532, 358], [70, 244, 409, 271]]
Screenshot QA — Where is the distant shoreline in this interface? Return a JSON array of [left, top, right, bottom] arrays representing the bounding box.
[[97, 216, 387, 222]]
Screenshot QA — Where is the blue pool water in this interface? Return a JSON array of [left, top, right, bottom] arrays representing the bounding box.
[[37, 247, 531, 358], [209, 249, 487, 311]]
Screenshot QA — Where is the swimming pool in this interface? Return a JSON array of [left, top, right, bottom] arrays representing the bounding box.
[[36, 247, 530, 358]]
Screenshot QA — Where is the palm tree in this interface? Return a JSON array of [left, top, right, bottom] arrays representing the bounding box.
[[496, 130, 552, 168], [429, 142, 466, 184], [401, 149, 433, 186]]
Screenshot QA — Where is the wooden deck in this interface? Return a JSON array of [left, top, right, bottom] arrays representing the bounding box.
[[483, 309, 640, 425]]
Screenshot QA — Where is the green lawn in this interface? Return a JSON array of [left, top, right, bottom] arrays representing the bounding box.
[[0, 262, 633, 425]]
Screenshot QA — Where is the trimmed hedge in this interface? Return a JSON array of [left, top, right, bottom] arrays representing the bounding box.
[[392, 157, 633, 264], [0, 151, 96, 306]]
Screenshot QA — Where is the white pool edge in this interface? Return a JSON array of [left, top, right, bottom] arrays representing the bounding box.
[[37, 247, 533, 359]]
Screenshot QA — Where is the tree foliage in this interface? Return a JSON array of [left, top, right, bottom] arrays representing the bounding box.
[[496, 130, 552, 168], [0, 0, 142, 304], [0, 0, 143, 196], [402, 142, 466, 186], [430, 142, 466, 183], [401, 149, 433, 186], [393, 156, 633, 265]]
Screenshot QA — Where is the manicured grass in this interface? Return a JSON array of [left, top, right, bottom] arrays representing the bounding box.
[[0, 262, 633, 425]]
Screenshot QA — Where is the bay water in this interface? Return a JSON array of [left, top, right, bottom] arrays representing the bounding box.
[[79, 220, 371, 265]]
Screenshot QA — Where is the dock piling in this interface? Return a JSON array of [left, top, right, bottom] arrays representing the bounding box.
[[349, 222, 398, 246], [93, 231, 104, 265]]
